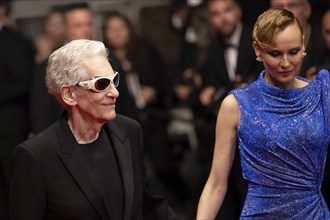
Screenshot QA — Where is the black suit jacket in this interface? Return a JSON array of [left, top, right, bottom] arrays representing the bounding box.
[[0, 26, 35, 138], [203, 24, 263, 91], [10, 114, 176, 220], [29, 61, 63, 134], [300, 22, 326, 77], [0, 26, 35, 220]]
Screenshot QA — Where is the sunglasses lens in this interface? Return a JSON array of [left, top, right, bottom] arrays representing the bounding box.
[[113, 73, 119, 87], [94, 78, 111, 91]]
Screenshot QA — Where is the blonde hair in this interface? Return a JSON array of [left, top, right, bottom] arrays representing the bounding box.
[[253, 9, 303, 48]]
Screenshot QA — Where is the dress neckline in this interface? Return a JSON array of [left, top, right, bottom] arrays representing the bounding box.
[[257, 71, 313, 99]]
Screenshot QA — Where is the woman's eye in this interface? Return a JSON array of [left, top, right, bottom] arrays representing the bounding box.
[[269, 51, 280, 57], [289, 49, 300, 55]]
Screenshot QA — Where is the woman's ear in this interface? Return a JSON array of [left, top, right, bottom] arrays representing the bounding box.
[[60, 85, 77, 107], [252, 41, 261, 57]]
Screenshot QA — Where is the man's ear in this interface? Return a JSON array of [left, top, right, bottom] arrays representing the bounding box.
[[60, 85, 77, 107]]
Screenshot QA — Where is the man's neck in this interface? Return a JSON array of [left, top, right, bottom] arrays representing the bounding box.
[[222, 22, 242, 47], [67, 111, 105, 144], [0, 18, 3, 30]]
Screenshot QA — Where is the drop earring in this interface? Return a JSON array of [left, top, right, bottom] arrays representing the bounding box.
[[256, 56, 262, 62]]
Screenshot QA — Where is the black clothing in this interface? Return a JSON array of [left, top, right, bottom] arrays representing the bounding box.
[[10, 113, 177, 220], [0, 26, 35, 219], [29, 61, 63, 134], [301, 23, 327, 76], [203, 24, 263, 92], [80, 128, 124, 220]]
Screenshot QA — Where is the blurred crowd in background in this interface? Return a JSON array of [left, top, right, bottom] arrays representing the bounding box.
[[1, 0, 330, 219]]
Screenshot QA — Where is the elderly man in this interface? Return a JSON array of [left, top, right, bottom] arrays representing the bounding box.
[[29, 3, 135, 136], [10, 39, 176, 220]]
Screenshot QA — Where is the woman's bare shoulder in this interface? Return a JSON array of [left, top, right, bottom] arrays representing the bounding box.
[[217, 94, 240, 126], [220, 94, 239, 111]]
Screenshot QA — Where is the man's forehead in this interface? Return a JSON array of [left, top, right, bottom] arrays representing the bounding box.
[[271, 0, 304, 5], [65, 9, 92, 21]]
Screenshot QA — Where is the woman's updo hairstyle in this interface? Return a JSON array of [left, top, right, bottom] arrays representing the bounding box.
[[253, 9, 304, 49]]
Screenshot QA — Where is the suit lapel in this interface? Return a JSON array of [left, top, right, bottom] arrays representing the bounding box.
[[56, 116, 110, 220], [106, 121, 134, 220], [236, 26, 246, 74], [236, 24, 253, 75], [216, 38, 231, 84]]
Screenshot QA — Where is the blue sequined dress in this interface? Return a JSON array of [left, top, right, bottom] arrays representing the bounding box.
[[230, 70, 330, 219]]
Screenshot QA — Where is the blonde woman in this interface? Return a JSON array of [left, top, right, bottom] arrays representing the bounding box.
[[197, 9, 330, 219]]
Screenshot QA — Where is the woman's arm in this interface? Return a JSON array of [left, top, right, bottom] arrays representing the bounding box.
[[196, 94, 240, 219]]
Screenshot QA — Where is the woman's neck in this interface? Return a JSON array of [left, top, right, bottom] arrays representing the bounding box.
[[264, 74, 308, 90]]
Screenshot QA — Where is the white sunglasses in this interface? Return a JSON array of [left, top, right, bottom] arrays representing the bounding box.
[[76, 72, 119, 92]]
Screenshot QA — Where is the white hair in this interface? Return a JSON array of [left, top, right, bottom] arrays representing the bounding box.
[[46, 39, 108, 96]]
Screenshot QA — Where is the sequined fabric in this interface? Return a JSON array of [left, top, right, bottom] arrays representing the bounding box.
[[230, 70, 330, 219]]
